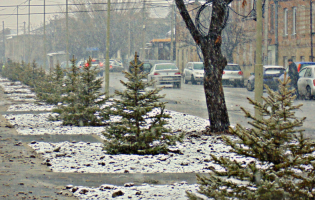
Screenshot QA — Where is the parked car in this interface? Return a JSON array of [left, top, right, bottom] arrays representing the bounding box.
[[247, 65, 285, 91], [60, 61, 68, 69], [142, 62, 153, 77], [79, 59, 104, 76], [279, 62, 315, 84], [183, 62, 204, 85], [222, 63, 244, 87], [76, 60, 85, 69], [295, 62, 315, 72], [147, 63, 181, 88], [278, 66, 308, 83], [109, 60, 124, 72], [297, 65, 315, 100]]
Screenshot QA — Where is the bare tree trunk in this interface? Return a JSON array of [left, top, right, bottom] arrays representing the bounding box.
[[175, 0, 231, 132]]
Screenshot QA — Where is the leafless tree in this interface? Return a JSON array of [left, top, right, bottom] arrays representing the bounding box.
[[46, 0, 171, 61], [221, 20, 252, 63], [175, 0, 242, 132]]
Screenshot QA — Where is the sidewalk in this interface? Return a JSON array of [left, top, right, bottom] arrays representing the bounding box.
[[0, 88, 76, 200]]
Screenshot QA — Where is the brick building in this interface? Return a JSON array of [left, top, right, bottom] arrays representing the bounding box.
[[175, 1, 203, 73], [230, 0, 315, 77]]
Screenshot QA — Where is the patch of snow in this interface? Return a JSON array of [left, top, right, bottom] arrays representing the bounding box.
[[4, 113, 105, 137], [68, 183, 203, 200], [29, 134, 253, 174], [7, 103, 55, 112]]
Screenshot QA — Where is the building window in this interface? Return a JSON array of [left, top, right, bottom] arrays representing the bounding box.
[[243, 44, 246, 65], [237, 46, 240, 64], [301, 56, 305, 62], [249, 44, 252, 65], [270, 4, 274, 31], [292, 7, 297, 35], [268, 51, 272, 65], [284, 8, 288, 36], [239, 0, 242, 14], [283, 56, 288, 68], [310, 56, 313, 61], [291, 56, 296, 62]]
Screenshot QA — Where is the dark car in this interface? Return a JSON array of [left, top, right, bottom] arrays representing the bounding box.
[[295, 62, 315, 72], [278, 66, 308, 84], [108, 60, 124, 72], [246, 65, 285, 91], [143, 62, 153, 74]]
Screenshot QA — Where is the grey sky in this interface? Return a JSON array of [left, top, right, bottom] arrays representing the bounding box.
[[0, 0, 65, 31], [0, 0, 171, 32]]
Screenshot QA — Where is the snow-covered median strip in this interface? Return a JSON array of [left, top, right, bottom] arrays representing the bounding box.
[[4, 113, 105, 137], [29, 135, 252, 174], [7, 103, 55, 112], [4, 109, 210, 136], [66, 183, 203, 200]]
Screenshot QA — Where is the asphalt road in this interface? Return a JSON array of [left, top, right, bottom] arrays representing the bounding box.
[[104, 72, 315, 138]]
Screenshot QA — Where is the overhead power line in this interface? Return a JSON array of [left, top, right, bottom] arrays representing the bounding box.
[[0, 6, 170, 16], [0, 1, 164, 8]]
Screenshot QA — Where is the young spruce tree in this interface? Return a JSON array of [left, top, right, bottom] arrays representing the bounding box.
[[187, 75, 315, 200], [52, 57, 109, 126], [36, 62, 64, 104], [103, 52, 183, 155]]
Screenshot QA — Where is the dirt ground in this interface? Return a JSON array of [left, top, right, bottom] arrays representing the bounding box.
[[0, 87, 77, 200]]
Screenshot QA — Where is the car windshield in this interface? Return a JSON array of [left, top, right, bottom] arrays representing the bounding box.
[[264, 68, 284, 74], [225, 65, 241, 71], [299, 68, 307, 77], [301, 64, 313, 71], [143, 63, 151, 69], [193, 63, 204, 70], [155, 64, 177, 70]]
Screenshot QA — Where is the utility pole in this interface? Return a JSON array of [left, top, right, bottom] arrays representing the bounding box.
[[3, 21, 5, 63], [264, 0, 269, 65], [274, 0, 278, 65], [23, 22, 26, 61], [54, 15, 57, 54], [105, 0, 111, 96], [44, 0, 46, 69], [254, 0, 263, 119], [170, 2, 174, 61], [66, 0, 69, 68], [142, 0, 146, 60], [128, 20, 131, 60], [28, 0, 31, 63], [17, 6, 19, 37], [16, 6, 19, 62], [310, 0, 314, 62]]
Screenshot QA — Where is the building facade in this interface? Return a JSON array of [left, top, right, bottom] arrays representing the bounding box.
[[175, 1, 203, 73], [230, 0, 315, 77]]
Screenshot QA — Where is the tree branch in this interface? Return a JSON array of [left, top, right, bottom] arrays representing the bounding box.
[[175, 0, 204, 45]]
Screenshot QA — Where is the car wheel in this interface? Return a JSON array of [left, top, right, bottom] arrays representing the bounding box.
[[306, 86, 312, 100], [298, 91, 304, 100], [177, 82, 181, 89], [233, 82, 238, 88], [247, 81, 254, 91], [184, 76, 188, 84], [191, 76, 197, 85]]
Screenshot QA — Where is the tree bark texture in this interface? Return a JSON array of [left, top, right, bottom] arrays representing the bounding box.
[[175, 0, 231, 132]]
